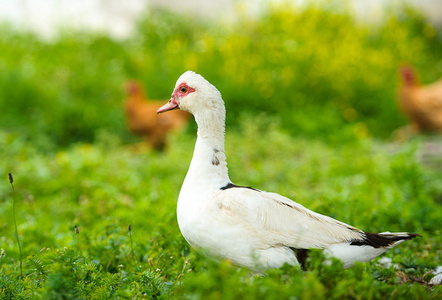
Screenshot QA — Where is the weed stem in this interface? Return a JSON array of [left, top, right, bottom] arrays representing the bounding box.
[[129, 224, 135, 257], [9, 173, 23, 279], [75, 225, 80, 252]]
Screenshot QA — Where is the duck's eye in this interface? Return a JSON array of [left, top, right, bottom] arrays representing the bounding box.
[[180, 86, 187, 93]]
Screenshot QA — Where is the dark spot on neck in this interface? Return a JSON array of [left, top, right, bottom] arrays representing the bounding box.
[[220, 182, 260, 192], [212, 156, 220, 165], [214, 148, 220, 153]]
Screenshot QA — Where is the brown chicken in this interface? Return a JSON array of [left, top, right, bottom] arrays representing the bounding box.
[[124, 80, 190, 150], [398, 66, 442, 133]]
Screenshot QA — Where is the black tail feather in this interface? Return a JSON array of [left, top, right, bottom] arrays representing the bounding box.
[[350, 232, 421, 248]]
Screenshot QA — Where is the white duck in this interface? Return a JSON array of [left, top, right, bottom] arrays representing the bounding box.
[[157, 71, 420, 270]]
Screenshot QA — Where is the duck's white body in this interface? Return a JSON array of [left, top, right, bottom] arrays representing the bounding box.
[[158, 71, 419, 270]]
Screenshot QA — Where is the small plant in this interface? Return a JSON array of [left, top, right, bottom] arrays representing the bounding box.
[[9, 173, 23, 279], [0, 248, 5, 268], [74, 225, 80, 252], [128, 224, 135, 257]]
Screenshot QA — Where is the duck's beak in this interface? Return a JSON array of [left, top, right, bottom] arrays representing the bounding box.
[[157, 98, 179, 113]]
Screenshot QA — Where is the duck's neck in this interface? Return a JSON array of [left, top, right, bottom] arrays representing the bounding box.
[[183, 110, 230, 190]]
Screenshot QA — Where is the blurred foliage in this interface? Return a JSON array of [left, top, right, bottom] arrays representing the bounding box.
[[0, 2, 441, 148]]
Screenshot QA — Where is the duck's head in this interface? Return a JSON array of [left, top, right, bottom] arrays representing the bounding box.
[[157, 71, 224, 117]]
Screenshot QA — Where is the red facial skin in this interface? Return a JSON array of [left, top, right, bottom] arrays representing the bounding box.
[[173, 82, 196, 98], [157, 82, 196, 113]]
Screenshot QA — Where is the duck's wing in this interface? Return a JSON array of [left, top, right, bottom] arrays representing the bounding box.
[[213, 187, 365, 250]]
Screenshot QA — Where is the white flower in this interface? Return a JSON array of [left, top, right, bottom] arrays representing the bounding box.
[[377, 257, 399, 269], [377, 257, 392, 268]]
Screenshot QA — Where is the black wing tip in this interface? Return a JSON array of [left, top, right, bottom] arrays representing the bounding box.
[[350, 232, 421, 248], [408, 233, 422, 238]]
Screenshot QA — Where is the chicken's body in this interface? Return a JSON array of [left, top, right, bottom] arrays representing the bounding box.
[[125, 81, 190, 150], [398, 67, 442, 133]]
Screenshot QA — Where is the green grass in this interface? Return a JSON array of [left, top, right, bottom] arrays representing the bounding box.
[[1, 1, 442, 298], [0, 119, 441, 298]]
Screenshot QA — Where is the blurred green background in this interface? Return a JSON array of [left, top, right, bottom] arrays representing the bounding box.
[[0, 1, 441, 148]]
